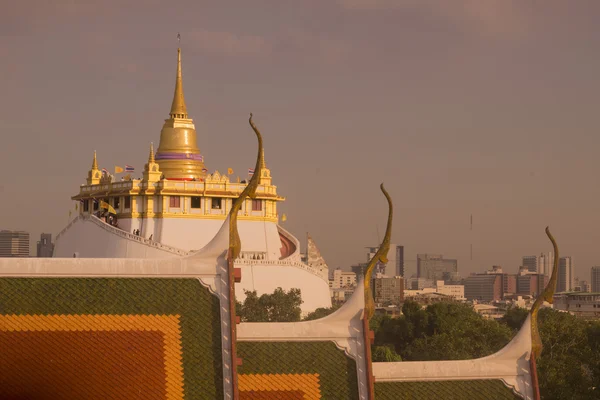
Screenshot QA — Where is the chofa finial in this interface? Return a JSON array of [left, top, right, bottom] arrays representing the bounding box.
[[228, 114, 264, 261], [363, 183, 393, 321], [530, 226, 560, 358]]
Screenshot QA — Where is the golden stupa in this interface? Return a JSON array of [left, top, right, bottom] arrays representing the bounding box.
[[155, 48, 206, 180]]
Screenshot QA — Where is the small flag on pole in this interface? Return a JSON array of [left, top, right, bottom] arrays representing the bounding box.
[[248, 168, 255, 176], [102, 168, 108, 175], [115, 166, 124, 174], [125, 165, 135, 172], [227, 168, 234, 175], [177, 33, 181, 43]]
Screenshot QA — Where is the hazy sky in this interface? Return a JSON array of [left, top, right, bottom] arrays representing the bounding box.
[[1, 0, 599, 279]]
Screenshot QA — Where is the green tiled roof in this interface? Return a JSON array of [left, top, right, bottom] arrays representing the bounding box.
[[0, 278, 223, 399], [237, 341, 359, 399], [375, 380, 523, 399]]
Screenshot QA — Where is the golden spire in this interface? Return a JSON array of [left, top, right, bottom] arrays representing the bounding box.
[[169, 48, 188, 119], [92, 150, 98, 170], [156, 43, 205, 180], [149, 142, 155, 163]]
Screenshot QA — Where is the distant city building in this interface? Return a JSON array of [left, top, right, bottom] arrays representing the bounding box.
[[502, 272, 517, 296], [557, 257, 574, 292], [464, 274, 502, 302], [581, 280, 591, 293], [36, 233, 54, 258], [404, 281, 464, 304], [516, 269, 548, 297], [330, 268, 357, 289], [464, 266, 517, 302], [373, 276, 404, 305], [573, 277, 591, 293], [473, 304, 505, 320], [351, 263, 367, 279], [522, 253, 554, 276], [540, 252, 554, 276], [417, 254, 458, 282], [435, 280, 465, 300], [364, 244, 403, 277], [591, 267, 600, 293], [0, 230, 30, 258], [442, 271, 462, 285], [396, 245, 404, 277], [554, 293, 600, 320], [522, 256, 540, 273], [407, 277, 435, 290]]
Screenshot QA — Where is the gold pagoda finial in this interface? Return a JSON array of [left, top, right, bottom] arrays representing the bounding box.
[[531, 226, 560, 358], [169, 47, 188, 119], [149, 142, 155, 163], [363, 183, 393, 321], [92, 150, 98, 170]]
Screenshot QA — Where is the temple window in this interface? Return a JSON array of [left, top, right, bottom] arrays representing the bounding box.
[[252, 199, 262, 211], [191, 196, 201, 209], [124, 196, 131, 209], [114, 197, 120, 209], [212, 198, 222, 210], [83, 200, 89, 212], [169, 196, 181, 207], [93, 201, 99, 211]]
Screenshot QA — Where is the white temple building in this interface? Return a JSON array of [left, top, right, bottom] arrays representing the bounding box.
[[53, 48, 331, 313]]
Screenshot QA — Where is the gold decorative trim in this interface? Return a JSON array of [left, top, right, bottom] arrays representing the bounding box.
[[530, 226, 559, 358], [363, 183, 393, 321], [116, 213, 277, 222]]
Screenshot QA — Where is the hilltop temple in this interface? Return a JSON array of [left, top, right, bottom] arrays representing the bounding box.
[[54, 48, 330, 313]]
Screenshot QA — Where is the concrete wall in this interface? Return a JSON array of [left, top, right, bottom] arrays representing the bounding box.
[[54, 216, 183, 259], [135, 218, 282, 259]]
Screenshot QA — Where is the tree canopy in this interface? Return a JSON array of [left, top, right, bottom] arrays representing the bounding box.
[[303, 304, 342, 321], [236, 288, 303, 322], [373, 301, 513, 361]]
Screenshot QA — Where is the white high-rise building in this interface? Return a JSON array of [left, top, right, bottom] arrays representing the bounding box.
[[557, 257, 574, 292], [539, 252, 554, 276], [522, 252, 554, 276]]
